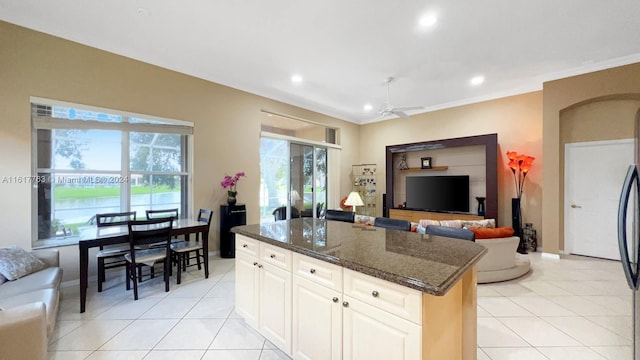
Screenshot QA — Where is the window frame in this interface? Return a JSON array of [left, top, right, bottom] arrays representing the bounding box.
[[30, 97, 194, 245]]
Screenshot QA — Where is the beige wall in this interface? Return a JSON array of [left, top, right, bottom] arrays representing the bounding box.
[[359, 92, 544, 236], [0, 21, 359, 281], [543, 63, 640, 254], [556, 99, 639, 250]]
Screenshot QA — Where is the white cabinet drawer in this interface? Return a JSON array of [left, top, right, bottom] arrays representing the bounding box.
[[293, 253, 343, 291], [343, 268, 422, 325], [235, 235, 259, 257], [260, 243, 292, 271]]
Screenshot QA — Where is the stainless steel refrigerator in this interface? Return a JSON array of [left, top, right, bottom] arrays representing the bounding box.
[[618, 161, 640, 359]]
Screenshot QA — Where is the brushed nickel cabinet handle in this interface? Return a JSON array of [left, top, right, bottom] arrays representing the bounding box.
[[270, 254, 276, 258], [342, 301, 349, 308], [372, 290, 379, 298], [332, 297, 339, 303], [310, 268, 316, 274]]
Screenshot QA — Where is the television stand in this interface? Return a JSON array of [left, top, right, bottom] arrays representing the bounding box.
[[389, 209, 484, 223]]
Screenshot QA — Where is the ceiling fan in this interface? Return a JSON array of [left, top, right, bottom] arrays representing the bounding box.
[[378, 77, 424, 119]]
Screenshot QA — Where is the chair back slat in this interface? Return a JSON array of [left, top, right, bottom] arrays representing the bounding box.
[[96, 211, 136, 227], [128, 218, 174, 249], [197, 209, 214, 225], [146, 208, 179, 220]]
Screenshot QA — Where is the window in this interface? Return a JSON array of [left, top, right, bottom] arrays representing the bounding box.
[[32, 98, 193, 243]]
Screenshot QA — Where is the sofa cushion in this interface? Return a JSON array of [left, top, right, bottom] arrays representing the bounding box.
[[0, 267, 62, 299], [461, 219, 496, 229], [0, 288, 59, 336], [354, 214, 375, 226], [419, 219, 440, 228], [470, 226, 515, 239], [0, 246, 47, 280], [438, 220, 463, 228]]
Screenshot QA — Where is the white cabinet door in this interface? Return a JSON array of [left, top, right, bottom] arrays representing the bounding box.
[[292, 276, 342, 360], [343, 295, 421, 360], [235, 251, 259, 328], [259, 262, 292, 355]]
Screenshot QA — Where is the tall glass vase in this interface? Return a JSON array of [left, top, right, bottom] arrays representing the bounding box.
[[511, 198, 526, 253]]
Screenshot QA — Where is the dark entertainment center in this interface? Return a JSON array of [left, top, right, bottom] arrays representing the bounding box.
[[385, 133, 499, 222]]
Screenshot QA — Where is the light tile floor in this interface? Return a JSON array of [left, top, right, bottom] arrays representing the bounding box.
[[48, 253, 633, 359]]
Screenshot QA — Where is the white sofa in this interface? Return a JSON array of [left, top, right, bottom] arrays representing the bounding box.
[[475, 236, 530, 283], [416, 219, 531, 283], [0, 249, 62, 360]]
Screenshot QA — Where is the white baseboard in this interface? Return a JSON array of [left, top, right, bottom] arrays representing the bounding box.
[[541, 252, 561, 260]]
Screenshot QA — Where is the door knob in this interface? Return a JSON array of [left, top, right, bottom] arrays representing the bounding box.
[[571, 204, 582, 208]]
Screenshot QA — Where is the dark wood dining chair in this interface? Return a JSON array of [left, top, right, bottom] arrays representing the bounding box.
[[125, 218, 173, 300], [272, 206, 300, 221], [146, 208, 182, 247], [95, 211, 136, 292], [373, 217, 411, 231], [425, 225, 475, 242], [145, 208, 179, 219], [170, 209, 213, 284]]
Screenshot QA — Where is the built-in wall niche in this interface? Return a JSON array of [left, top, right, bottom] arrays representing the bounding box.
[[385, 134, 498, 221], [392, 145, 486, 212]]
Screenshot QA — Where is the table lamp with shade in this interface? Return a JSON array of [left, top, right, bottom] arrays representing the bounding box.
[[344, 191, 364, 213]]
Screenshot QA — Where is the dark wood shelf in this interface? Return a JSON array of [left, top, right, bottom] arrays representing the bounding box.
[[401, 166, 449, 172]]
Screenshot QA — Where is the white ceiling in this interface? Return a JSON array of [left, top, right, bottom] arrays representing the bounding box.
[[2, 0, 640, 124]]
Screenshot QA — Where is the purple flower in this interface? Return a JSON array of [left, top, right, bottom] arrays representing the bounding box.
[[220, 171, 245, 193]]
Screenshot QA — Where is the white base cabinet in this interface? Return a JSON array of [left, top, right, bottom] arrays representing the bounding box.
[[292, 276, 342, 360], [235, 235, 292, 355], [342, 295, 421, 360]]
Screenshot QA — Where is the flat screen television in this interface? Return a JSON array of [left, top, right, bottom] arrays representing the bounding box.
[[405, 175, 470, 212]]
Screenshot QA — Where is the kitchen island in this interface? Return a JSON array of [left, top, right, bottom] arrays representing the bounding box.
[[232, 218, 487, 360]]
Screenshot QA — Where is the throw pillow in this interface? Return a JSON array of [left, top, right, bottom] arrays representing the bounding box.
[[462, 219, 496, 229], [0, 246, 47, 281], [410, 222, 419, 232], [354, 215, 375, 226], [470, 226, 515, 239], [438, 220, 463, 228], [419, 219, 440, 228]]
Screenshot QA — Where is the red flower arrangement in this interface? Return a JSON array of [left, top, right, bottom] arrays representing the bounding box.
[[506, 151, 535, 199]]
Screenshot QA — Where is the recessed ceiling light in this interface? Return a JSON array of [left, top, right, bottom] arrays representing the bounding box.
[[470, 75, 485, 86], [363, 104, 373, 112], [291, 74, 303, 84], [419, 13, 438, 27]]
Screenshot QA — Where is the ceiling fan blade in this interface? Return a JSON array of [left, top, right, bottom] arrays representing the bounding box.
[[392, 110, 410, 120], [393, 106, 424, 111]]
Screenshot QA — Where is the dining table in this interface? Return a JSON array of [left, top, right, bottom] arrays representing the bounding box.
[[77, 218, 210, 313]]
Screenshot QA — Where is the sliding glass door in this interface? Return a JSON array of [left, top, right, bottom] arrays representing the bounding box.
[[260, 138, 327, 223]]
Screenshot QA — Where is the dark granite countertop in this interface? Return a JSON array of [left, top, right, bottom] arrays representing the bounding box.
[[232, 218, 487, 296]]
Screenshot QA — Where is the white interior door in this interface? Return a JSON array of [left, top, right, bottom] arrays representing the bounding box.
[[565, 139, 634, 260]]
